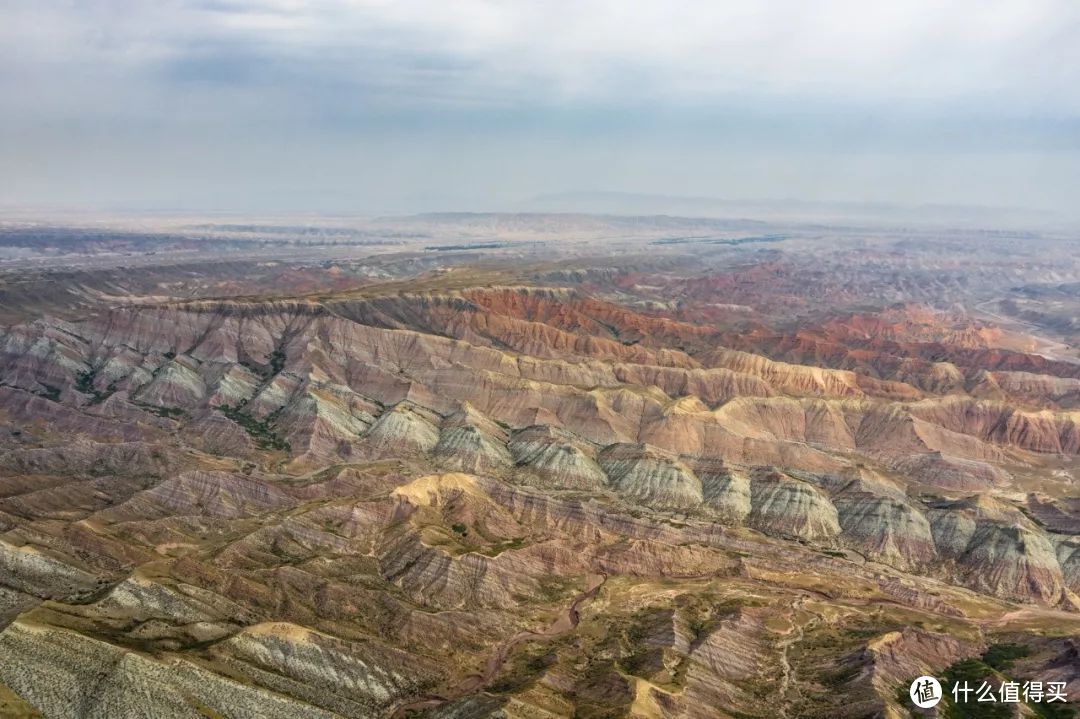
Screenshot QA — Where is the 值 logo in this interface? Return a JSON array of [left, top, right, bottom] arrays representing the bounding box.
[[910, 676, 942, 708]]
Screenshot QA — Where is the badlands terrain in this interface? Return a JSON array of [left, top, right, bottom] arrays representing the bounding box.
[[0, 211, 1078, 718]]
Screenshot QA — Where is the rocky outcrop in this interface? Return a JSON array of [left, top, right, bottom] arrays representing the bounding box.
[[960, 523, 1065, 604], [973, 370, 1080, 408], [861, 628, 980, 715], [508, 425, 607, 490], [0, 440, 178, 478], [598, 443, 703, 509], [361, 403, 441, 457], [747, 470, 840, 542], [889, 452, 1009, 491], [704, 348, 868, 398], [910, 396, 1080, 455], [218, 623, 439, 717], [929, 497, 1068, 604], [132, 356, 207, 408], [180, 411, 257, 457], [96, 471, 295, 522], [700, 468, 751, 524], [434, 405, 512, 473], [276, 386, 377, 464], [1057, 536, 1080, 593], [0, 541, 108, 602], [0, 621, 344, 719], [678, 610, 780, 718], [834, 492, 935, 570]]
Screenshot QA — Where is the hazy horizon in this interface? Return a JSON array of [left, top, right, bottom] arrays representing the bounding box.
[[2, 1, 1078, 218]]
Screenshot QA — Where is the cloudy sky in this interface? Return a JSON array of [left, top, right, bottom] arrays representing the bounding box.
[[1, 0, 1078, 215]]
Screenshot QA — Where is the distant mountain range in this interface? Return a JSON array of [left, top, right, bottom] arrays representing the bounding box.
[[520, 190, 1065, 228]]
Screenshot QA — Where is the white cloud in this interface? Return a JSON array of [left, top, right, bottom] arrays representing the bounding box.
[[2, 0, 1078, 112], [1, 0, 1077, 213]]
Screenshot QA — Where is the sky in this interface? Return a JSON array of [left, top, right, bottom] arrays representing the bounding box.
[[1, 0, 1078, 217]]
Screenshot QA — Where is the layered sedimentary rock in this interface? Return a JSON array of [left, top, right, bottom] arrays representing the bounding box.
[[747, 470, 841, 541], [700, 468, 752, 524], [1, 252, 1080, 718], [834, 491, 935, 570], [598, 443, 703, 509], [928, 497, 1069, 605], [362, 402, 441, 457], [507, 425, 608, 490], [434, 405, 513, 473], [0, 621, 346, 719]]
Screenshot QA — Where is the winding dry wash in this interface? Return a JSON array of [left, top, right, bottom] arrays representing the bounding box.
[[0, 213, 1078, 717]]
